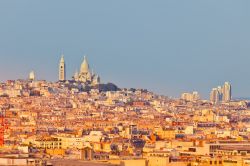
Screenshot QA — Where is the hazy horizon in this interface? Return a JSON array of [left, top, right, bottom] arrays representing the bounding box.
[[0, 0, 250, 98]]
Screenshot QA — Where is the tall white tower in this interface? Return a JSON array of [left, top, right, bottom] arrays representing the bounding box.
[[222, 82, 232, 102], [59, 55, 66, 81], [210, 88, 219, 104]]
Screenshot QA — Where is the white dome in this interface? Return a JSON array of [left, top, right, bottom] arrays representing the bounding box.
[[80, 56, 89, 73], [29, 71, 35, 80]]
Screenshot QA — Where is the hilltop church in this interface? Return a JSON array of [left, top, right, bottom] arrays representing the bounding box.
[[59, 55, 100, 85]]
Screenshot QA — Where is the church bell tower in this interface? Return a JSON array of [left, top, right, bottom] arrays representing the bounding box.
[[59, 55, 66, 81]]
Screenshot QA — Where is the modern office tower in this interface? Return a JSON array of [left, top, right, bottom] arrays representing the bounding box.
[[222, 82, 232, 102], [217, 86, 223, 101], [192, 91, 200, 101], [210, 88, 219, 104], [59, 55, 66, 81], [29, 71, 35, 81]]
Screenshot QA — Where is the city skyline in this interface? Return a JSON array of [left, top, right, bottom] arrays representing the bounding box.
[[0, 53, 242, 99], [0, 54, 235, 100], [0, 1, 250, 165], [0, 1, 250, 98]]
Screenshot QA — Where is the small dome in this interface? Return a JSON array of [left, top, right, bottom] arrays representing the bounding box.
[[29, 71, 35, 80], [80, 56, 89, 73]]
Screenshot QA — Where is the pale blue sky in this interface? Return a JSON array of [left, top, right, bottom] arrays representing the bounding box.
[[0, 0, 250, 98]]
